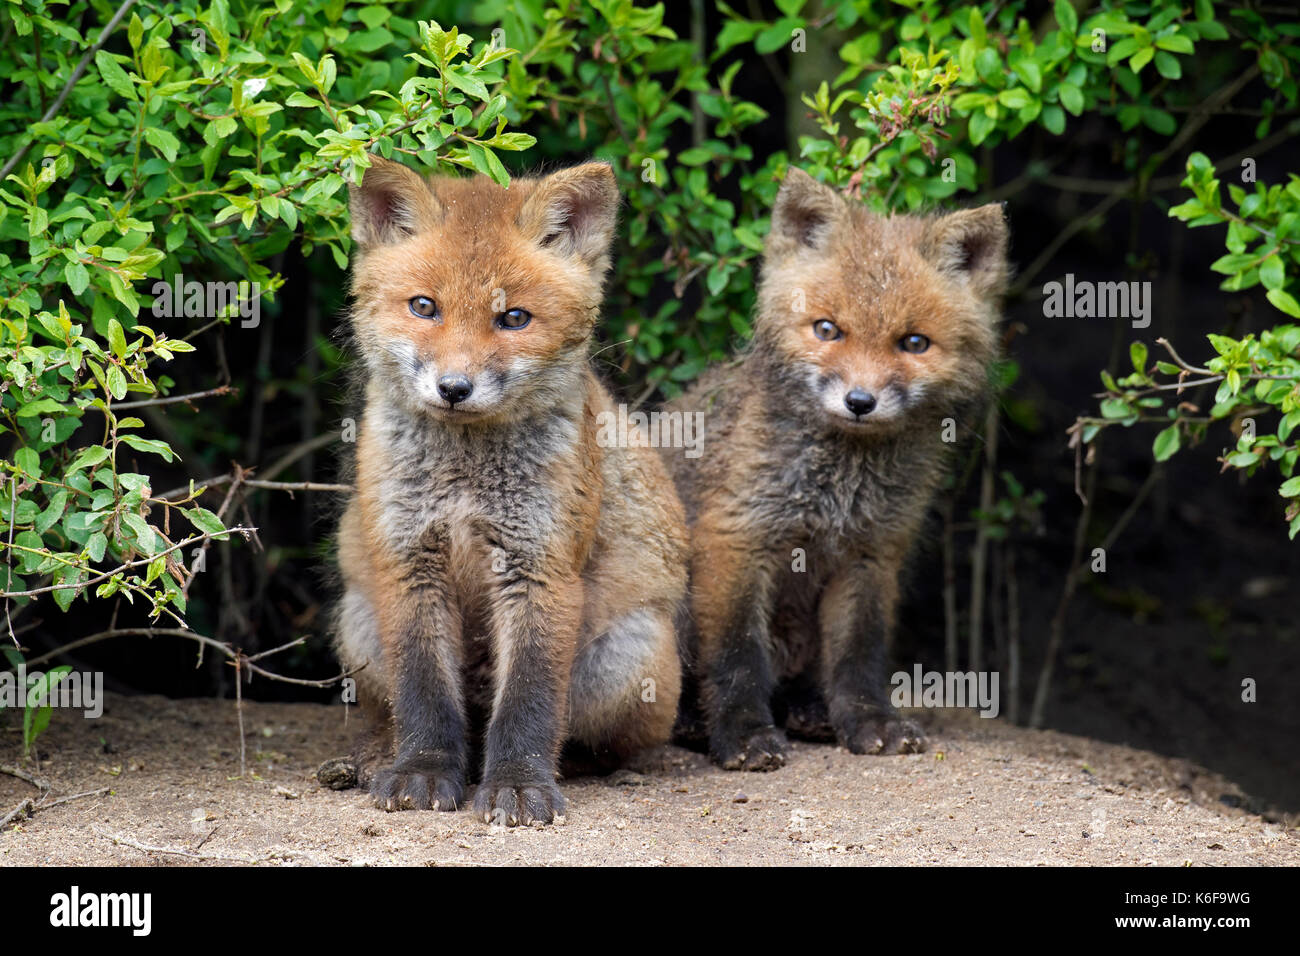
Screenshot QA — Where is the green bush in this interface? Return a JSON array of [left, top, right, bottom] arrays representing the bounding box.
[[1, 0, 1297, 662]]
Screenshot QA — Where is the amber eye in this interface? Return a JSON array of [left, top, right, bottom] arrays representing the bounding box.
[[408, 296, 438, 319], [812, 319, 842, 341], [496, 308, 532, 330], [900, 333, 930, 353]]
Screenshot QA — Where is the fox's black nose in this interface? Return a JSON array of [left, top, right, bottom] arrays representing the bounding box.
[[845, 389, 877, 416], [437, 374, 473, 405]]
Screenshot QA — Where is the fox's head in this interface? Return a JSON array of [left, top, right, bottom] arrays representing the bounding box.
[[755, 167, 1008, 434], [347, 156, 618, 425]]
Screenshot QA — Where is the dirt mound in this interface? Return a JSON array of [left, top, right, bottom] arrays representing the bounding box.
[[2, 693, 1294, 866]]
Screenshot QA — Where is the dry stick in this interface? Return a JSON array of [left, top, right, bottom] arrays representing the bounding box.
[[941, 495, 959, 674], [9, 625, 363, 781], [193, 823, 220, 852], [968, 403, 999, 674], [234, 653, 246, 778], [112, 385, 235, 410], [0, 799, 34, 829], [0, 763, 49, 790], [0, 0, 139, 183], [1006, 547, 1021, 725], [181, 468, 247, 599], [33, 786, 111, 812], [0, 527, 256, 599], [1030, 466, 1161, 728], [14, 627, 366, 688], [5, 475, 16, 645], [990, 541, 1006, 680], [93, 827, 271, 864], [156, 430, 343, 501]]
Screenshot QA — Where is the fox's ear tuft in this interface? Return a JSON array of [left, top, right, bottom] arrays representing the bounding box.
[[349, 156, 442, 245], [518, 162, 619, 268], [924, 204, 1009, 298], [768, 167, 842, 256]]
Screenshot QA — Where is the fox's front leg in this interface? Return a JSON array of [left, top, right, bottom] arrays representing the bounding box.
[[474, 565, 581, 827], [819, 556, 925, 755], [694, 524, 785, 771], [371, 536, 468, 811]]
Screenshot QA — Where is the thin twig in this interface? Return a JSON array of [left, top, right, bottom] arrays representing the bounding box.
[[0, 799, 34, 829], [5, 475, 16, 645], [0, 0, 139, 183], [93, 826, 276, 864], [1030, 466, 1161, 727], [155, 430, 343, 500], [34, 786, 112, 811], [0, 763, 49, 790], [0, 528, 256, 599], [111, 386, 235, 410]]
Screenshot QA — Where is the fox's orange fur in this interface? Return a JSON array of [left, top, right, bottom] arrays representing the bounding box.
[[664, 168, 1009, 770], [334, 157, 686, 826]]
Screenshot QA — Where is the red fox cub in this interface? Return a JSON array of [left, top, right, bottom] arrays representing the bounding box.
[[333, 156, 686, 826], [664, 168, 1008, 771]]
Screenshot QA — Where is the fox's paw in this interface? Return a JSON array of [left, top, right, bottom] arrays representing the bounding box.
[[712, 725, 788, 771], [370, 767, 464, 812], [837, 712, 926, 755], [473, 778, 566, 827]]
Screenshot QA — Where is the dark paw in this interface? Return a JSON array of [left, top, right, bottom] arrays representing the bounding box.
[[473, 778, 566, 827], [838, 713, 926, 755], [370, 767, 464, 812], [712, 725, 788, 771]]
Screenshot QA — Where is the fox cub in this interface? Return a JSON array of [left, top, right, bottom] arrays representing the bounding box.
[[334, 157, 687, 826], [665, 168, 1008, 771]]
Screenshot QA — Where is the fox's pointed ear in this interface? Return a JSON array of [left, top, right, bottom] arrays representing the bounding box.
[[767, 167, 843, 257], [348, 156, 442, 245], [518, 162, 619, 270], [924, 203, 1009, 298]]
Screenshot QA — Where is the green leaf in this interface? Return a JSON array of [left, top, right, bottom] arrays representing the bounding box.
[[67, 445, 110, 474], [1130, 341, 1148, 373], [1055, 0, 1078, 34], [143, 127, 181, 163], [185, 507, 228, 539], [118, 435, 177, 463], [1154, 51, 1182, 79], [1267, 289, 1300, 318], [15, 447, 41, 477], [64, 261, 90, 297], [1152, 424, 1180, 462], [94, 51, 137, 101], [107, 318, 127, 359], [1058, 83, 1084, 115]]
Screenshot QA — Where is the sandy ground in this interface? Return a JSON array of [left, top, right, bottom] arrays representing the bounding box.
[[1, 692, 1295, 866]]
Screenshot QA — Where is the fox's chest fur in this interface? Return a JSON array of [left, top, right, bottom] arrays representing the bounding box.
[[369, 400, 577, 550], [754, 426, 935, 545]]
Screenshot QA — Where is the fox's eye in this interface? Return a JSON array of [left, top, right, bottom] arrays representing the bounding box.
[[812, 319, 842, 341], [900, 333, 930, 354], [408, 296, 439, 319], [496, 308, 532, 330]]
